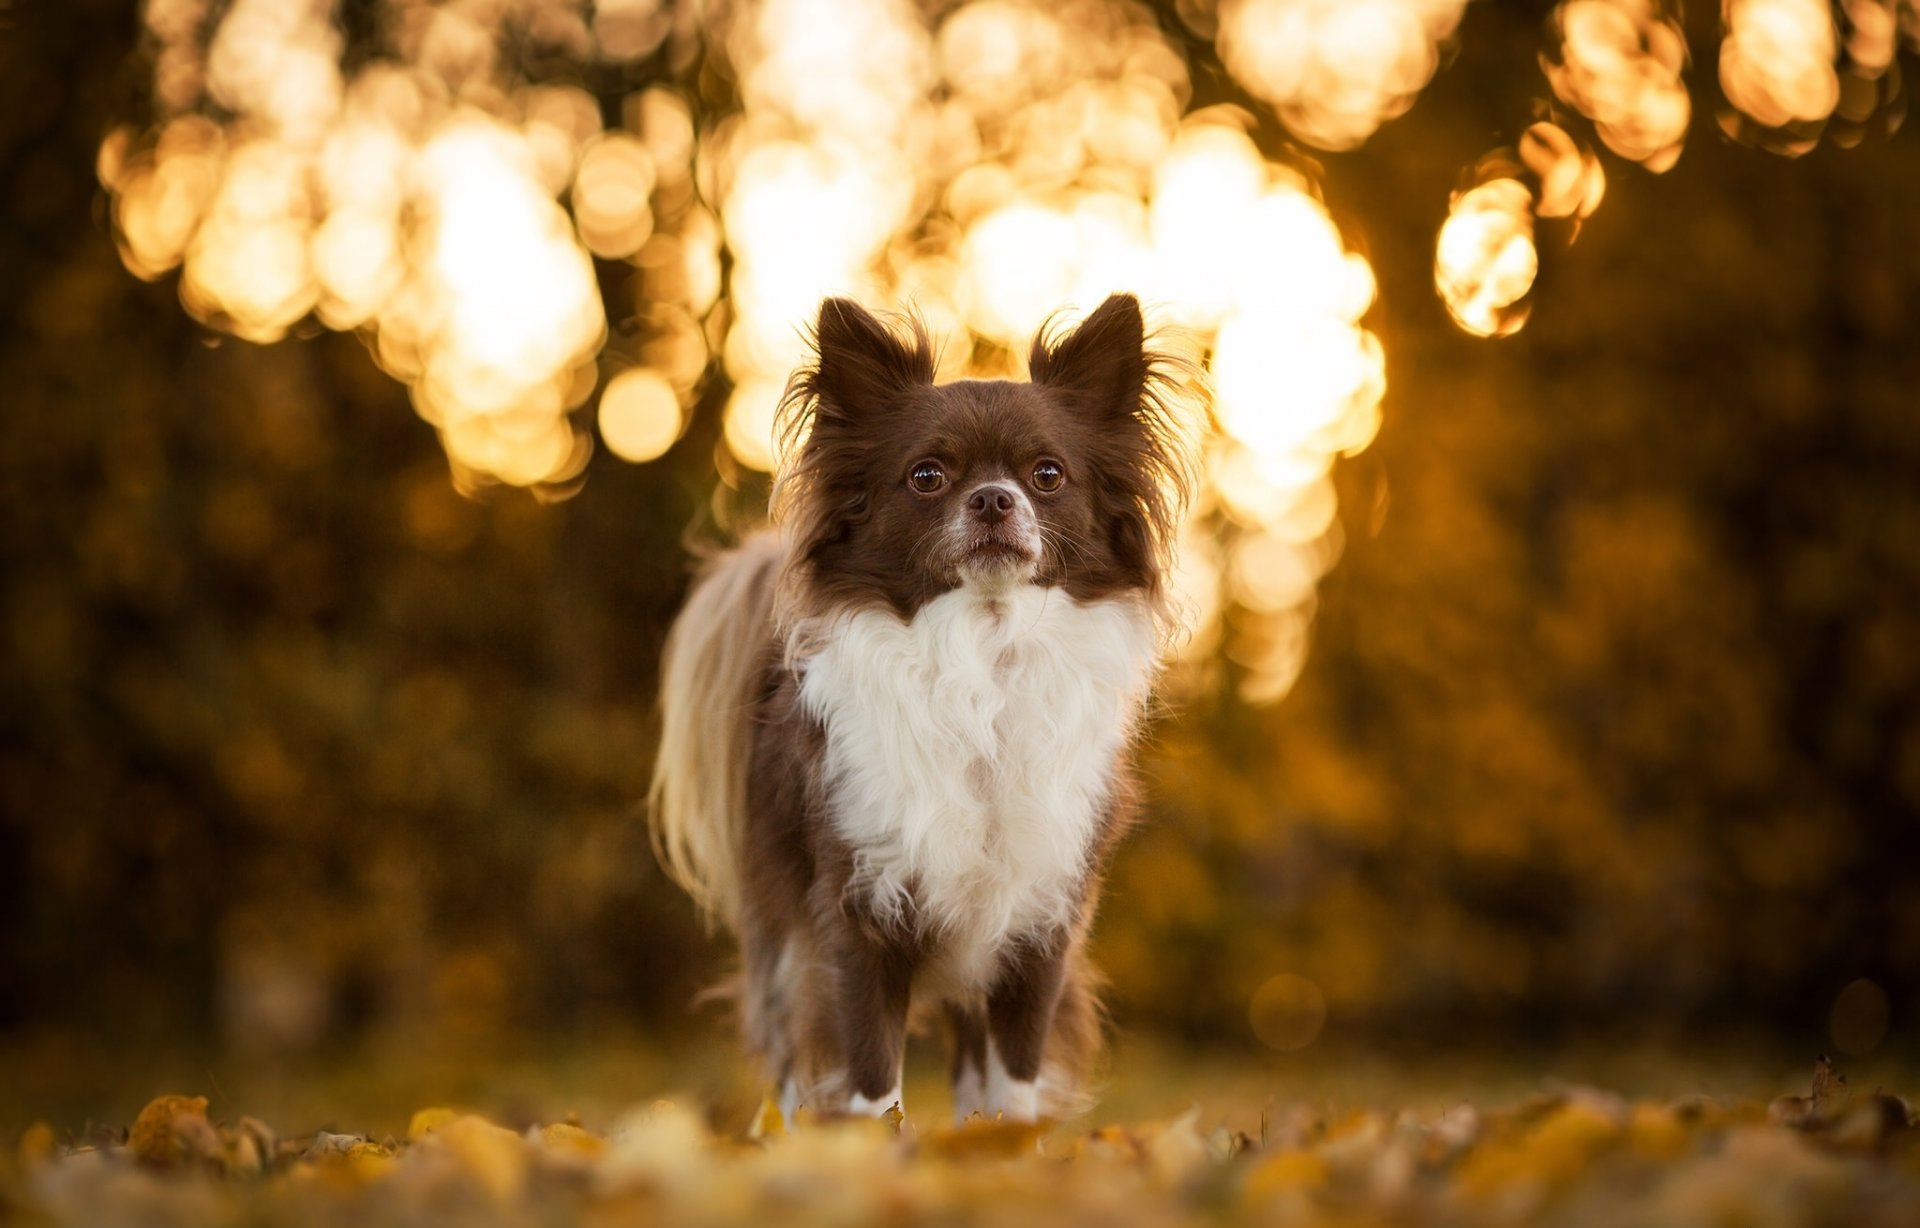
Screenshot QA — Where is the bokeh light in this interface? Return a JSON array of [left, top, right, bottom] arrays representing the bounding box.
[[1216, 0, 1470, 150], [1720, 0, 1841, 137], [598, 369, 684, 464], [1711, 0, 1918, 152], [1249, 973, 1328, 1051], [1519, 121, 1607, 223], [1433, 119, 1605, 342], [100, 0, 1754, 699], [573, 134, 658, 260], [98, 1, 743, 493], [1545, 0, 1691, 172], [1436, 179, 1538, 339]]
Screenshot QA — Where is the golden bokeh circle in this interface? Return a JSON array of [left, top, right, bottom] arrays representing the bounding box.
[[1830, 978, 1891, 1057], [1250, 973, 1328, 1052], [599, 368, 683, 464]]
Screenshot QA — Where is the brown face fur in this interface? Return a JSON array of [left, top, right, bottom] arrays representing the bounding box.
[[773, 294, 1190, 623]]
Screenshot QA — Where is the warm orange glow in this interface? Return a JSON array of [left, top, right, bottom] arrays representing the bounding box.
[[1520, 122, 1607, 222], [594, 0, 670, 61], [716, 0, 932, 468], [95, 2, 733, 491], [407, 116, 605, 488], [206, 0, 343, 142], [1436, 179, 1538, 339], [599, 368, 684, 464], [1840, 0, 1899, 76], [101, 0, 1407, 701], [573, 134, 658, 260], [179, 140, 317, 343], [110, 118, 224, 280], [1719, 0, 1841, 133], [1216, 0, 1469, 151], [1546, 0, 1691, 172], [723, 378, 787, 475]]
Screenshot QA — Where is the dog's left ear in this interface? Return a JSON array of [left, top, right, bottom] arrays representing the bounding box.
[[1029, 294, 1147, 418], [809, 298, 934, 429]]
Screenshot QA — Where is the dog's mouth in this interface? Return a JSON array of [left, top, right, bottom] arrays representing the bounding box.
[[959, 528, 1039, 575], [968, 538, 1032, 561]]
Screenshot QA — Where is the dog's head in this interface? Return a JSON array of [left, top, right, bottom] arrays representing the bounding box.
[[773, 294, 1191, 624]]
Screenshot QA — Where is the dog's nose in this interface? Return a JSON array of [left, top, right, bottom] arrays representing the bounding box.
[[967, 485, 1016, 523]]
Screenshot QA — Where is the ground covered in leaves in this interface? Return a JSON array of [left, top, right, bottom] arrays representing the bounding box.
[[5, 1059, 1918, 1227]]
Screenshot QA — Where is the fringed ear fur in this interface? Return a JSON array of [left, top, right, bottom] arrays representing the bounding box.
[[1028, 294, 1149, 418], [1026, 293, 1196, 644], [806, 298, 936, 430]]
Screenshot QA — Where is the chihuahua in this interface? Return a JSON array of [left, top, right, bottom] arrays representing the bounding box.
[[650, 293, 1191, 1123]]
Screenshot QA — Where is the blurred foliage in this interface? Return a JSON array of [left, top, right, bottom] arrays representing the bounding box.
[[6, 1060, 1920, 1228], [1104, 69, 1920, 1044], [2, 0, 1918, 1098]]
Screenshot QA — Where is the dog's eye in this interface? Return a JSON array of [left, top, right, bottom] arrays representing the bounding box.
[[908, 460, 946, 494], [1030, 459, 1065, 493]]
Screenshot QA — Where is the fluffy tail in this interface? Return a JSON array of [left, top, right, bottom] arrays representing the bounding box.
[[649, 531, 784, 932]]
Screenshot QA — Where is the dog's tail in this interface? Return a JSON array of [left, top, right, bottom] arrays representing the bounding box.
[[649, 530, 784, 932]]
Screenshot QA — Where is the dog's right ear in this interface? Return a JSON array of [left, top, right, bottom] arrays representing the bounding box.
[[808, 298, 934, 427]]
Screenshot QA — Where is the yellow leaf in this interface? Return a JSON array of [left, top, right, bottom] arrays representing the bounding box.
[[1627, 1103, 1690, 1160], [539, 1121, 608, 1157], [1243, 1148, 1328, 1202], [597, 1101, 710, 1196], [748, 1091, 786, 1142], [1147, 1108, 1212, 1184], [407, 1107, 460, 1141], [433, 1115, 528, 1202], [345, 1140, 396, 1182], [1456, 1102, 1620, 1198], [919, 1117, 1046, 1160]]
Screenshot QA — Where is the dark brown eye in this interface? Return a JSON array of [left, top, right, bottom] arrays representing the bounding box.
[[909, 460, 946, 494], [1031, 459, 1065, 493]]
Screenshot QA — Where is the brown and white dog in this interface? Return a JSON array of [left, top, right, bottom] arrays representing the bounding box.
[[650, 293, 1191, 1123]]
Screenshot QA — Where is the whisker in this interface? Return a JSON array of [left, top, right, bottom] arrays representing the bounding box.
[[905, 520, 953, 577], [1037, 522, 1096, 570]]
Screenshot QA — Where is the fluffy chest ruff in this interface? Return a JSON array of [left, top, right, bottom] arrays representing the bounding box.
[[796, 586, 1157, 993]]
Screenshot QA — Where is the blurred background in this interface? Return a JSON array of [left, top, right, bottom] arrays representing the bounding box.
[[2, 0, 1918, 1127]]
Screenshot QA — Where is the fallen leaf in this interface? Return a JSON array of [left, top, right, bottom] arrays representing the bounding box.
[[223, 1115, 277, 1175], [431, 1115, 527, 1202], [1627, 1103, 1691, 1160], [747, 1090, 786, 1142], [536, 1121, 608, 1159], [127, 1095, 219, 1168], [1242, 1148, 1328, 1202], [918, 1117, 1045, 1160], [406, 1107, 460, 1141]]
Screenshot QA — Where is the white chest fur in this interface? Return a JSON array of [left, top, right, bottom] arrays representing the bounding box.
[[796, 586, 1158, 994]]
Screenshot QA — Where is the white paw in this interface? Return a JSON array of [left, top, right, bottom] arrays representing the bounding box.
[[993, 1079, 1039, 1123], [952, 1064, 985, 1123], [848, 1086, 903, 1117], [983, 1039, 1040, 1122]]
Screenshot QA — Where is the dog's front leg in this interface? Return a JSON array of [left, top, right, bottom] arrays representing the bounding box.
[[985, 930, 1070, 1123], [831, 921, 913, 1117]]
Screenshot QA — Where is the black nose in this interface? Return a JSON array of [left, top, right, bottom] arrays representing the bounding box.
[[967, 485, 1016, 524]]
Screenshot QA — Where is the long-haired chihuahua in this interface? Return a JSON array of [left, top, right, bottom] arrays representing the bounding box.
[[651, 293, 1192, 1123]]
